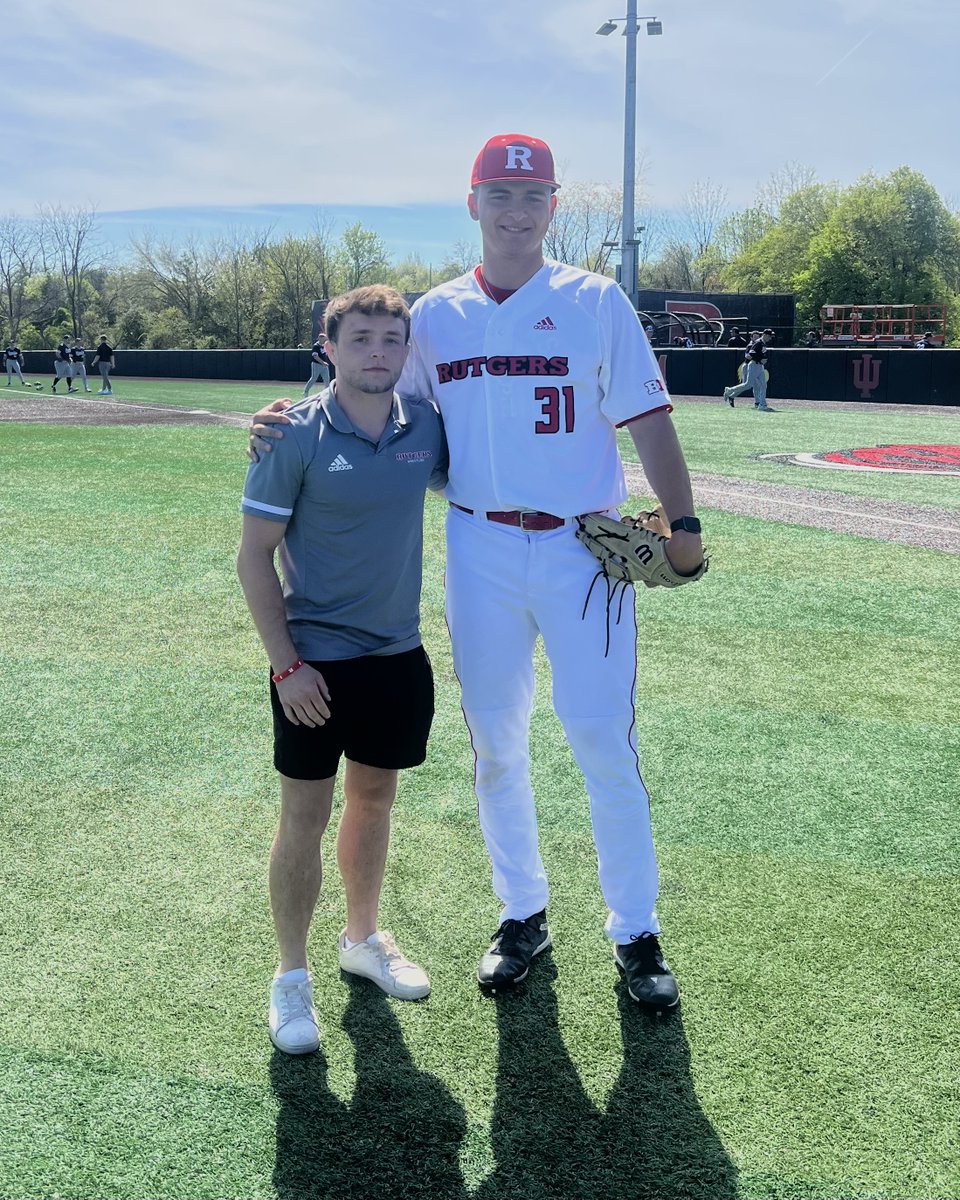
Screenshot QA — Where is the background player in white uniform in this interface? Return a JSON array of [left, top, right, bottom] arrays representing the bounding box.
[[70, 338, 91, 392], [4, 344, 27, 386], [249, 134, 704, 1012]]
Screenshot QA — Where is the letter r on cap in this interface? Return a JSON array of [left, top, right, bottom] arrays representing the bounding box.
[[505, 145, 533, 171]]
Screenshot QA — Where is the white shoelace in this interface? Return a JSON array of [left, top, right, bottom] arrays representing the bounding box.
[[375, 932, 409, 978], [276, 981, 313, 1025]]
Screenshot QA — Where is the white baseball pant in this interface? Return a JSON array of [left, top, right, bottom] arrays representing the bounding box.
[[444, 506, 661, 943], [5, 361, 24, 384]]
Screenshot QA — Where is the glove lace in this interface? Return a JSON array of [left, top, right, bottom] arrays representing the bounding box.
[[581, 568, 632, 657]]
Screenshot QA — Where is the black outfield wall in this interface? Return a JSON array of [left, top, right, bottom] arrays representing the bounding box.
[[18, 346, 959, 405], [21, 348, 314, 383], [655, 347, 960, 406]]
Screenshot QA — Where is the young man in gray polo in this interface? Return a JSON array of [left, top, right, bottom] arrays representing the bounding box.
[[237, 284, 447, 1055]]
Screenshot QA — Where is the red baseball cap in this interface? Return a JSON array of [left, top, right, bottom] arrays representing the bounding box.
[[470, 134, 559, 191]]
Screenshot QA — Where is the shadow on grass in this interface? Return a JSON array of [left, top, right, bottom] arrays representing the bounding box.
[[473, 954, 739, 1200], [270, 978, 468, 1200]]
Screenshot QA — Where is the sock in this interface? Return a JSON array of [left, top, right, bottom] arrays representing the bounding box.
[[342, 931, 378, 950]]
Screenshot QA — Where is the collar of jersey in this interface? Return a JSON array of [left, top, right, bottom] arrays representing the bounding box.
[[319, 386, 409, 437], [472, 259, 553, 303]]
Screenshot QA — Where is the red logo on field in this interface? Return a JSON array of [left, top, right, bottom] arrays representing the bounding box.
[[759, 444, 960, 475], [822, 444, 960, 471]]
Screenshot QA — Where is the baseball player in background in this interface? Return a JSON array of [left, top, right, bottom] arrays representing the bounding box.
[[724, 328, 774, 410], [303, 336, 332, 397], [239, 286, 447, 1055], [92, 336, 115, 394], [52, 338, 76, 393], [249, 133, 705, 1012], [4, 343, 27, 386], [69, 338, 91, 392]]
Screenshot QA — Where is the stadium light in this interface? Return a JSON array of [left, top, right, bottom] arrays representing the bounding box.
[[595, 5, 662, 309]]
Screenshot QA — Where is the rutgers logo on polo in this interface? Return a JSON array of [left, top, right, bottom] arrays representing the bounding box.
[[505, 145, 533, 172]]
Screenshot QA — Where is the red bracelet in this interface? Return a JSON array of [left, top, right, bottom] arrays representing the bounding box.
[[271, 658, 305, 683]]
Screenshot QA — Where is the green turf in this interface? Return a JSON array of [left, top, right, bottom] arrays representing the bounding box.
[[10, 375, 960, 507], [1, 421, 959, 1199], [5, 376, 307, 415]]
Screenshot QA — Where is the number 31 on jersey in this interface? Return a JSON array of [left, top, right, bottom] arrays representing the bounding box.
[[534, 385, 576, 434]]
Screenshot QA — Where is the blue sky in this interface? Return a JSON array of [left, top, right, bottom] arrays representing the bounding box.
[[4, 0, 956, 260]]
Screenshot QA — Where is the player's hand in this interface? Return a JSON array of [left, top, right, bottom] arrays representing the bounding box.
[[247, 398, 294, 463], [664, 530, 705, 577], [277, 664, 331, 728]]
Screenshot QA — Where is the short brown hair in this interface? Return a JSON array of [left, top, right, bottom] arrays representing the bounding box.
[[324, 285, 411, 345]]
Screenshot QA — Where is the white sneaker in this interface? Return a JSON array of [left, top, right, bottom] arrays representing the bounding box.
[[338, 930, 431, 1000], [268, 967, 320, 1054]]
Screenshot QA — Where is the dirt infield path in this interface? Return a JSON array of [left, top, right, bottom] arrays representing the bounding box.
[[0, 392, 248, 427], [622, 463, 960, 553], [5, 391, 958, 552]]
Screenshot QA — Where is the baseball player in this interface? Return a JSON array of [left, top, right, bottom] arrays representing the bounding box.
[[52, 339, 76, 393], [249, 134, 704, 1012], [238, 285, 447, 1055], [724, 328, 774, 410], [4, 343, 27, 386], [303, 337, 331, 397], [91, 336, 115, 394], [69, 338, 91, 392]]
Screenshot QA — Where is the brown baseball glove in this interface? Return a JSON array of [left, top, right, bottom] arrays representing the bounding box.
[[575, 505, 709, 588]]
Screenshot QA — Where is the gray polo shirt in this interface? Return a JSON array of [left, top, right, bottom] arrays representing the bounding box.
[[241, 388, 447, 660]]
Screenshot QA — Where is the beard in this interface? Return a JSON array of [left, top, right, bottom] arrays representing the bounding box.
[[337, 367, 402, 396]]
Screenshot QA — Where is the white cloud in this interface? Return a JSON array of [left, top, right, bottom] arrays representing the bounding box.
[[4, 0, 958, 219]]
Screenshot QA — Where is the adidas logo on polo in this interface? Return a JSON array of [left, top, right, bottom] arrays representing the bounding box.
[[533, 316, 556, 331], [328, 454, 353, 472]]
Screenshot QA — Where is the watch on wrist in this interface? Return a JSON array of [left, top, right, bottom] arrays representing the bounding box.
[[670, 516, 701, 535]]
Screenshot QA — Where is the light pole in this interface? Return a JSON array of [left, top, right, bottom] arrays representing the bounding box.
[[597, 5, 662, 311]]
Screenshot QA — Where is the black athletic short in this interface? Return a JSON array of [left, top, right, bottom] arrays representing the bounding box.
[[270, 646, 434, 780]]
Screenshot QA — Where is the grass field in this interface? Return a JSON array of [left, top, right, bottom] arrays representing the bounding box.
[[26, 375, 960, 509], [1, 393, 959, 1200]]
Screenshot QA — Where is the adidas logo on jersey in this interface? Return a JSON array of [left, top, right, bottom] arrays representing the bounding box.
[[328, 454, 353, 472], [533, 316, 556, 331]]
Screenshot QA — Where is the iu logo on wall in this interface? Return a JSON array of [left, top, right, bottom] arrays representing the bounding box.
[[852, 353, 881, 398]]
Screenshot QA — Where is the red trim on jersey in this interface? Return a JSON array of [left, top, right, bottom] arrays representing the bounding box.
[[475, 266, 516, 305], [616, 403, 673, 428]]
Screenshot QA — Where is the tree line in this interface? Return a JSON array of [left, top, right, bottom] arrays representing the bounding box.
[[2, 164, 958, 349]]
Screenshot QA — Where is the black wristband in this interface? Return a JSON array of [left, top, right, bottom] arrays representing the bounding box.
[[670, 516, 701, 534]]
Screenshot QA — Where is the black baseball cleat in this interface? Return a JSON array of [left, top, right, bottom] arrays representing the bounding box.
[[477, 910, 551, 989], [614, 933, 679, 1012]]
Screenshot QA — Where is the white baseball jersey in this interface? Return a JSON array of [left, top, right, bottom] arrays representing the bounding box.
[[398, 260, 671, 517]]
